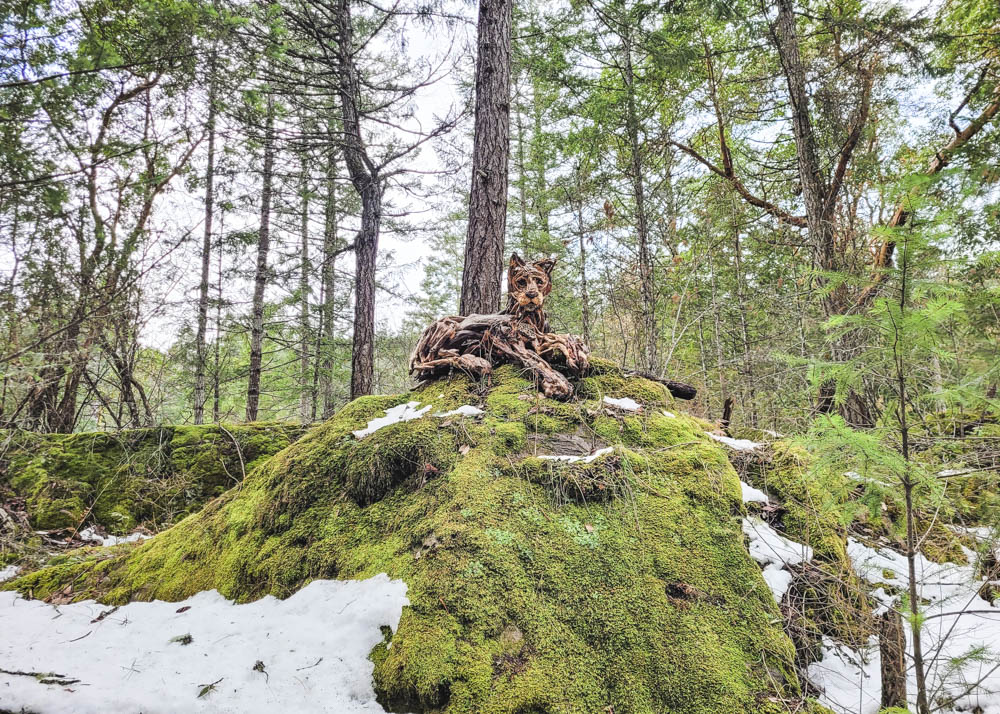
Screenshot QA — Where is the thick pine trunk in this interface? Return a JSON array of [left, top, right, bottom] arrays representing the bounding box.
[[460, 0, 512, 316], [194, 54, 217, 425], [246, 92, 275, 422]]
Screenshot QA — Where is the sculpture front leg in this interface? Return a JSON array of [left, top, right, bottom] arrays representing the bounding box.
[[489, 331, 573, 400], [535, 333, 590, 376]]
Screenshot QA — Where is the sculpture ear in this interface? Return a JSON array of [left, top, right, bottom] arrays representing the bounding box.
[[535, 257, 556, 276], [509, 253, 525, 270]]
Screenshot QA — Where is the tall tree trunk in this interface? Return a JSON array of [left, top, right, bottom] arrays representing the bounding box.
[[622, 38, 656, 372], [573, 166, 591, 345], [320, 145, 339, 417], [194, 53, 218, 425], [298, 151, 311, 423], [773, 0, 834, 286], [459, 0, 512, 316], [213, 233, 222, 423], [335, 0, 382, 399], [246, 91, 275, 422]]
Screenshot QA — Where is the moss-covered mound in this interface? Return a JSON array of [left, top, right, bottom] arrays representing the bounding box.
[[0, 422, 304, 539], [4, 365, 828, 714]]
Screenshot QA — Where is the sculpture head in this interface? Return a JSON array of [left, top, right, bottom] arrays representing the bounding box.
[[506, 253, 555, 314]]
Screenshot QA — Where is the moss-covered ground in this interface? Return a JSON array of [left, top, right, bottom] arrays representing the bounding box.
[[4, 365, 831, 713]]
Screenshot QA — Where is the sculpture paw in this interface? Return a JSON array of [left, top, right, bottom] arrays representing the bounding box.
[[457, 353, 492, 376], [541, 374, 573, 400]]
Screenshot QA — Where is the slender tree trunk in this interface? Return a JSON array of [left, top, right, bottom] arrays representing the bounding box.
[[320, 145, 339, 417], [246, 91, 275, 422], [335, 0, 382, 399], [213, 247, 222, 421], [213, 209, 223, 423], [194, 53, 218, 425], [622, 38, 656, 372], [572, 167, 591, 345], [460, 0, 512, 316], [298, 151, 311, 423], [897, 236, 930, 714]]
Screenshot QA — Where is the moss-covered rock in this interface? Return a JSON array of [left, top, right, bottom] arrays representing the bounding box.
[[3, 367, 828, 713], [0, 422, 304, 534]]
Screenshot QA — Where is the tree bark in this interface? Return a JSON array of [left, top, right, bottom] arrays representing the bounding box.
[[622, 37, 656, 373], [773, 0, 834, 286], [573, 168, 592, 345], [298, 149, 311, 423], [460, 0, 512, 316], [335, 0, 382, 399], [246, 90, 275, 422], [194, 52, 217, 425], [320, 143, 339, 417], [878, 609, 907, 710]]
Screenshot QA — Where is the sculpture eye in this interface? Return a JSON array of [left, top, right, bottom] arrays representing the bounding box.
[[517, 278, 527, 288]]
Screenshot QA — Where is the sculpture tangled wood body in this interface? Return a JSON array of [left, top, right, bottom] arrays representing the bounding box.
[[410, 254, 590, 399]]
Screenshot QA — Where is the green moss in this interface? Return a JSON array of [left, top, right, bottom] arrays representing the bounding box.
[[5, 374, 818, 714], [0, 423, 304, 537]]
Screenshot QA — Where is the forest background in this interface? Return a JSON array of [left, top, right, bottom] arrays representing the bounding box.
[[1, 0, 998, 435]]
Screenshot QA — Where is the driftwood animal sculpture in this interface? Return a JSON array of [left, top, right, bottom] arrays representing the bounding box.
[[410, 254, 590, 399]]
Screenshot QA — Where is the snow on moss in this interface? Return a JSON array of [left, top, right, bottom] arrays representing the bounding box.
[[707, 432, 762, 452], [352, 401, 432, 438], [742, 517, 813, 602], [434, 405, 484, 418], [538, 446, 615, 464], [603, 396, 641, 411], [0, 574, 408, 714]]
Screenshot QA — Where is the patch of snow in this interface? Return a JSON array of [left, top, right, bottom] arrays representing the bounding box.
[[0, 565, 19, 583], [763, 429, 783, 438], [807, 636, 882, 714], [741, 517, 813, 602], [662, 410, 676, 418], [808, 538, 1000, 714], [433, 405, 484, 418], [352, 401, 431, 439], [604, 396, 641, 411], [844, 470, 863, 481], [78, 527, 150, 547], [740, 481, 769, 504], [0, 574, 409, 714], [538, 447, 615, 464], [707, 432, 762, 452]]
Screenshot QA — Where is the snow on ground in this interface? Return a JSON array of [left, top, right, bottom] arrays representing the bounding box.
[[0, 565, 19, 583], [740, 481, 769, 504], [0, 574, 409, 714], [352, 401, 431, 439], [434, 405, 484, 418], [603, 396, 641, 411], [707, 433, 762, 452], [538, 446, 615, 464], [741, 517, 814, 602], [661, 410, 676, 418], [77, 527, 151, 547], [808, 538, 1000, 714]]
